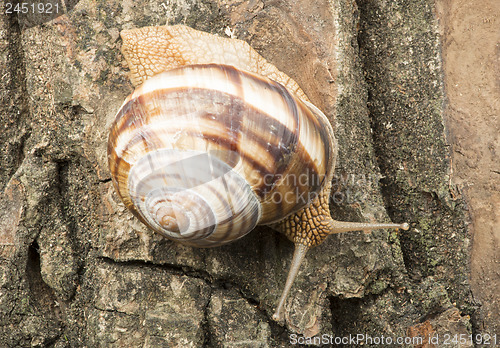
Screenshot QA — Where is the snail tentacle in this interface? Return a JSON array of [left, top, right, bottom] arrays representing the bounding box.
[[272, 182, 409, 320], [273, 243, 309, 322], [329, 220, 410, 233]]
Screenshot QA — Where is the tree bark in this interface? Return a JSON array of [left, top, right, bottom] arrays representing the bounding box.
[[1, 0, 493, 346]]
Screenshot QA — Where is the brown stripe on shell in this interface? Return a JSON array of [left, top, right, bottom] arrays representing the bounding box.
[[194, 176, 261, 246], [198, 179, 235, 243], [298, 99, 334, 178], [111, 86, 320, 192], [113, 64, 302, 148], [215, 64, 244, 100], [109, 125, 162, 184], [114, 94, 151, 140]]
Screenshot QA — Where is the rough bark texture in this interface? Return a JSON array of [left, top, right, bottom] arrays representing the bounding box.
[[0, 0, 495, 347]]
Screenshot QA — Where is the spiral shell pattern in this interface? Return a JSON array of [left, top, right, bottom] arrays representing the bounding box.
[[108, 64, 335, 247]]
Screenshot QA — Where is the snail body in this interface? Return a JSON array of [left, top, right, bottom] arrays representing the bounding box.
[[108, 25, 409, 321]]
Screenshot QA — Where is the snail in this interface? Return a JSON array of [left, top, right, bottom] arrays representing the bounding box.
[[108, 25, 409, 322]]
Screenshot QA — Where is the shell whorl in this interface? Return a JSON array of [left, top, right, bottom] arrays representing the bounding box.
[[126, 149, 261, 246], [108, 64, 335, 247]]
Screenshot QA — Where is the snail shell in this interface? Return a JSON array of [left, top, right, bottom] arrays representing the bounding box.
[[109, 25, 409, 322], [108, 63, 334, 247]]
